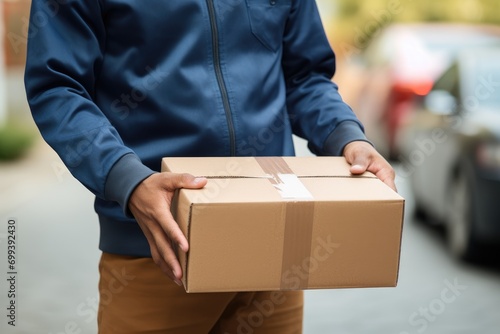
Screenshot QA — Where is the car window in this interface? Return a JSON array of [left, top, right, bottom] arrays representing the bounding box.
[[462, 51, 500, 110], [432, 64, 460, 98]]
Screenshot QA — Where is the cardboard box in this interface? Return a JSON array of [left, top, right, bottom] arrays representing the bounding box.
[[161, 156, 404, 293]]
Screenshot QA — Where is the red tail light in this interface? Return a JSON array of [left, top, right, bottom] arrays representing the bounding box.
[[394, 81, 434, 96]]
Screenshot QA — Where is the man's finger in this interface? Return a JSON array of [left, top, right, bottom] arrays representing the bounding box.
[[163, 173, 207, 190], [137, 222, 182, 284], [348, 155, 370, 175], [155, 209, 189, 252], [350, 163, 367, 175], [376, 168, 397, 192], [150, 242, 182, 286], [343, 141, 397, 192], [155, 235, 184, 280], [148, 221, 185, 281]]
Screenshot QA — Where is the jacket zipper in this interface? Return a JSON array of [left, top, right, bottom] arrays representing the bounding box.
[[206, 0, 237, 156]]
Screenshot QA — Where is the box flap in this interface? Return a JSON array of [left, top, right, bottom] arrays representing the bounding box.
[[162, 157, 375, 178], [282, 156, 374, 178], [162, 157, 265, 177]]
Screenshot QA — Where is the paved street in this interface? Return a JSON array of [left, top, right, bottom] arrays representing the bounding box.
[[1, 138, 500, 334]]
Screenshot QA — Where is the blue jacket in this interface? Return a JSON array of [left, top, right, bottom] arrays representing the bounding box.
[[25, 0, 368, 257]]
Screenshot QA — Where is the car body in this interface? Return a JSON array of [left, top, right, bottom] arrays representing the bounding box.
[[400, 47, 500, 260], [355, 23, 500, 160]]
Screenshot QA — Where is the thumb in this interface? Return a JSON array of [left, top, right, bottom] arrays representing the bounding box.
[[343, 141, 372, 175], [348, 155, 369, 175], [165, 173, 208, 190]]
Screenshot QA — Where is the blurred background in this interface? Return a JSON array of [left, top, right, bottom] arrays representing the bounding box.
[[1, 0, 500, 333]]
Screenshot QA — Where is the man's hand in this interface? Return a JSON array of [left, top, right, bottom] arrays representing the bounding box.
[[343, 141, 397, 192], [128, 173, 207, 285]]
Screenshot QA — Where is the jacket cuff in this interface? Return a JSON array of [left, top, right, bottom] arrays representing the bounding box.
[[105, 153, 156, 218], [322, 121, 372, 156]]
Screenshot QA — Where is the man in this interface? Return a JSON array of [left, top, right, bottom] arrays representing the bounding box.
[[25, 0, 396, 333]]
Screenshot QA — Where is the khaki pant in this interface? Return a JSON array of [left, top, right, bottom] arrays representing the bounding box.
[[97, 253, 304, 334]]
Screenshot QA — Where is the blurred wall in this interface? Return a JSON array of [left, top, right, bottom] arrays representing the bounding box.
[[0, 2, 6, 126], [3, 0, 30, 67], [1, 0, 32, 124]]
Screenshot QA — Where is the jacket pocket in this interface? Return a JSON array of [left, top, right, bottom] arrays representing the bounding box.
[[246, 0, 291, 52]]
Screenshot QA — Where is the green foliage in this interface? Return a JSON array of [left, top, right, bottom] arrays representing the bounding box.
[[335, 0, 500, 24], [0, 123, 36, 161], [338, 2, 361, 18], [331, 0, 500, 48]]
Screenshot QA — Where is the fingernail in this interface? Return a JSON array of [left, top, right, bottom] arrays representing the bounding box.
[[194, 177, 205, 184], [174, 279, 182, 286]]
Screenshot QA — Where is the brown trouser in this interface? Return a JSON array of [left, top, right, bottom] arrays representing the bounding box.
[[97, 253, 304, 334]]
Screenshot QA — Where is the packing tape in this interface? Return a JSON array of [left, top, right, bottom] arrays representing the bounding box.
[[255, 157, 315, 290]]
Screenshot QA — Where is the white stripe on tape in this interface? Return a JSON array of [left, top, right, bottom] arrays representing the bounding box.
[[273, 174, 313, 200]]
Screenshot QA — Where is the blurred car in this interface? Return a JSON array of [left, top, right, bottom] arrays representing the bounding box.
[[400, 47, 500, 260], [355, 23, 500, 160]]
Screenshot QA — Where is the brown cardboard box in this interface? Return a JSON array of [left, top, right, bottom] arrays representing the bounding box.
[[161, 156, 404, 293]]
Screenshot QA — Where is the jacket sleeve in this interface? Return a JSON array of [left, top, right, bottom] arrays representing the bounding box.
[[282, 0, 370, 156], [24, 0, 154, 215]]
